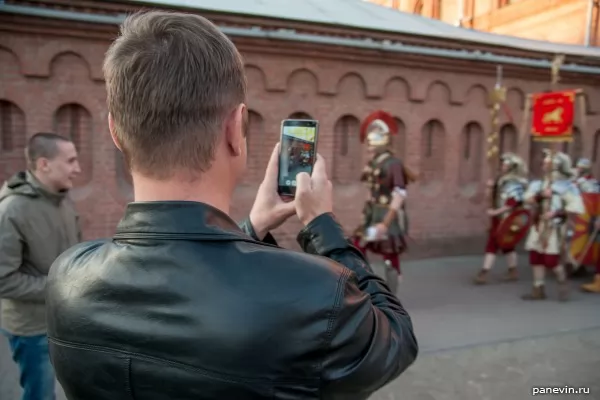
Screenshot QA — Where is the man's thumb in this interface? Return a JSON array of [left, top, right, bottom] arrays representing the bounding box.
[[295, 172, 311, 196]]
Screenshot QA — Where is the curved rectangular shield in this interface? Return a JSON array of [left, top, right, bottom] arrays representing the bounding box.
[[570, 192, 600, 265]]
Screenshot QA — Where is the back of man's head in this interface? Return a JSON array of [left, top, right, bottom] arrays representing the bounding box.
[[103, 10, 247, 179], [26, 132, 71, 171]]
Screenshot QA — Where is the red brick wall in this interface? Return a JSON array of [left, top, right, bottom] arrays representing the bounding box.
[[2, 31, 600, 258]]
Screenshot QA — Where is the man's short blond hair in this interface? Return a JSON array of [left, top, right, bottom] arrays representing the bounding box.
[[103, 10, 247, 179]]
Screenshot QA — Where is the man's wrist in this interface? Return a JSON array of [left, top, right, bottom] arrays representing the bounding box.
[[297, 213, 349, 256], [248, 212, 268, 241], [300, 212, 329, 228]]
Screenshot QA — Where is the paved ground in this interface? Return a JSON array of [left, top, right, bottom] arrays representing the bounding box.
[[1, 254, 599, 399]]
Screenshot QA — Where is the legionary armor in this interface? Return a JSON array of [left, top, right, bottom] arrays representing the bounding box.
[[358, 152, 408, 253], [525, 152, 584, 256], [566, 158, 598, 272], [573, 158, 599, 193], [352, 111, 415, 293], [523, 150, 585, 301], [474, 152, 528, 285], [493, 154, 528, 220]]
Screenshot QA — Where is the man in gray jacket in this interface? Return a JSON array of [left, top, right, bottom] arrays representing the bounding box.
[[0, 132, 81, 400]]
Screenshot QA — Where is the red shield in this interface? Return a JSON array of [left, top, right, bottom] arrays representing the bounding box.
[[569, 193, 600, 265], [495, 208, 532, 250]]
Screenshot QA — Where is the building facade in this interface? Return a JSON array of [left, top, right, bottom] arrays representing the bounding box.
[[367, 0, 600, 46], [1, 0, 600, 258]]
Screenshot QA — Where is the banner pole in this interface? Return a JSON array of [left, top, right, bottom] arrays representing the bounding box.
[[487, 65, 506, 228], [538, 54, 565, 250]]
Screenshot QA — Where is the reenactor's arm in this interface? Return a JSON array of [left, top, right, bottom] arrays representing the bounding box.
[[381, 161, 407, 227]]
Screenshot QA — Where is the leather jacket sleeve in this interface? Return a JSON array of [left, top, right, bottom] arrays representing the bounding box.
[[297, 213, 418, 397], [238, 217, 278, 246]]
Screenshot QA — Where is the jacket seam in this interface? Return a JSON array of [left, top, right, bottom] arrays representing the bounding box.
[[125, 356, 135, 399], [318, 267, 351, 379], [48, 337, 318, 385]]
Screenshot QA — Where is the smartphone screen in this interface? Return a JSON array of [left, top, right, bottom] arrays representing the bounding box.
[[277, 119, 318, 197]]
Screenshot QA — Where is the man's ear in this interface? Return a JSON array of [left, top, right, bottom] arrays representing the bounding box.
[[108, 113, 122, 151], [225, 104, 246, 157], [37, 157, 50, 172]]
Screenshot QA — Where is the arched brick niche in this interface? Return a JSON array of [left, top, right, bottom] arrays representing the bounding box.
[[286, 69, 319, 96], [336, 73, 367, 99], [332, 114, 360, 183], [499, 123, 518, 155], [459, 121, 483, 189], [53, 103, 93, 187], [288, 111, 313, 119], [425, 81, 452, 104], [465, 84, 489, 108], [391, 117, 406, 161], [245, 109, 265, 184], [419, 119, 446, 192], [0, 100, 27, 180]]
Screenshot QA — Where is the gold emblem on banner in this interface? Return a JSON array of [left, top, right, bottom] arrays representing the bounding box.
[[542, 107, 564, 124]]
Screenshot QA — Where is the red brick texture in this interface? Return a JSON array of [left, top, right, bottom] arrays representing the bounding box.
[[2, 29, 600, 258]]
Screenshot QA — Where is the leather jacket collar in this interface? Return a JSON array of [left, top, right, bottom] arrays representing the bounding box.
[[114, 201, 249, 241]]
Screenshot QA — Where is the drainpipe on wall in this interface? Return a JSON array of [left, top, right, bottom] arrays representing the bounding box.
[[456, 0, 464, 27], [584, 0, 594, 46]]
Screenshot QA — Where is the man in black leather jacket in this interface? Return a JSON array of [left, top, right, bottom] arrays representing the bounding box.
[[46, 10, 418, 400]]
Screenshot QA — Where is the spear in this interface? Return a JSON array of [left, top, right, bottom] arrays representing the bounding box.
[[538, 54, 565, 249]]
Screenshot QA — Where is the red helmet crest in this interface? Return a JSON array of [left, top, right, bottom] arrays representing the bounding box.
[[359, 110, 398, 143]]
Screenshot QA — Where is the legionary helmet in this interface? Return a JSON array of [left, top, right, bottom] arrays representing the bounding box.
[[576, 157, 592, 171], [360, 110, 398, 148], [543, 149, 573, 180], [500, 152, 528, 177]]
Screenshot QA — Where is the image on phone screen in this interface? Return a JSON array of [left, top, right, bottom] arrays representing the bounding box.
[[278, 120, 318, 197]]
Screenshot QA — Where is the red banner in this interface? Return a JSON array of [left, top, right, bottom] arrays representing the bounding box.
[[531, 90, 576, 142]]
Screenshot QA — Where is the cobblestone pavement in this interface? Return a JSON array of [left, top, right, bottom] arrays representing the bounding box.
[[2, 254, 599, 399]]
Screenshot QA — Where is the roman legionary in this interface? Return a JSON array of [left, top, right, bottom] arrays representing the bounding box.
[[580, 217, 600, 294], [565, 157, 599, 277], [351, 111, 416, 293], [573, 158, 599, 193], [522, 150, 585, 301], [473, 152, 529, 285], [571, 157, 600, 293]]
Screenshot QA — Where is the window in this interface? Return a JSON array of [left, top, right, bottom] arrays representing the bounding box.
[[54, 103, 93, 185], [0, 100, 26, 152], [54, 103, 92, 151]]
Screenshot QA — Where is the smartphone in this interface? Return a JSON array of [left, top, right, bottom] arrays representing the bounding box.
[[277, 119, 319, 197]]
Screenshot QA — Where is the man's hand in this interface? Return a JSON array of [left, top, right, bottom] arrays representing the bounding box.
[[543, 211, 556, 220], [295, 154, 333, 226], [487, 208, 498, 217], [249, 143, 296, 239], [373, 223, 388, 239]]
